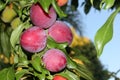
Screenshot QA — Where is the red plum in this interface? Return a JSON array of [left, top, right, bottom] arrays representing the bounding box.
[[42, 49, 67, 72], [20, 26, 47, 53], [30, 3, 57, 29], [48, 21, 73, 45]]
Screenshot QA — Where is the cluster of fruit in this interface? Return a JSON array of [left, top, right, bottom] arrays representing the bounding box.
[[20, 2, 73, 73], [0, 0, 94, 80]]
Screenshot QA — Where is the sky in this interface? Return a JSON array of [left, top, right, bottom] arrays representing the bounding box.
[[78, 1, 120, 80]]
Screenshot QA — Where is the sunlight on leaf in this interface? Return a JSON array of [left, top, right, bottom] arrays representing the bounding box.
[[0, 67, 15, 80], [100, 0, 115, 9], [94, 7, 120, 57]]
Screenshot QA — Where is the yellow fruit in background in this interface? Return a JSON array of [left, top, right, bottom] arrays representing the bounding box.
[[10, 53, 14, 64], [1, 5, 17, 23], [0, 54, 4, 60], [17, 67, 22, 71], [82, 37, 90, 44], [3, 57, 9, 64], [72, 58, 84, 65], [11, 17, 21, 29]]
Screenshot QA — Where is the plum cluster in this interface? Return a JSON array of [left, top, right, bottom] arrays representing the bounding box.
[[20, 3, 73, 73]]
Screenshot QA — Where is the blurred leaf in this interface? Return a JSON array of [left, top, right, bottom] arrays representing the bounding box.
[[0, 1, 5, 11], [94, 7, 120, 57], [84, 0, 92, 14], [0, 23, 11, 58], [62, 49, 94, 80], [90, 0, 94, 5], [0, 67, 15, 80], [71, 0, 78, 10], [15, 69, 29, 80]]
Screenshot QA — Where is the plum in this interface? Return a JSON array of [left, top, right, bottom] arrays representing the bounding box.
[[42, 49, 67, 72], [53, 75, 67, 80], [30, 3, 57, 29], [48, 21, 73, 45], [20, 26, 47, 53]]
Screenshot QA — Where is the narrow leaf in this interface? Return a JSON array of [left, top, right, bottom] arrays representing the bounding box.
[[0, 67, 15, 80], [31, 56, 42, 72], [94, 7, 120, 57], [15, 69, 29, 80], [51, 0, 67, 18]]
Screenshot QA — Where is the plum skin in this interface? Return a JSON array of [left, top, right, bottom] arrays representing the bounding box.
[[20, 26, 47, 53], [48, 21, 73, 45], [42, 49, 67, 72], [30, 3, 57, 29]]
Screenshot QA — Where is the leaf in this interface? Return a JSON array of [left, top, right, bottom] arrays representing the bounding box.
[[15, 69, 29, 80], [38, 0, 52, 13], [51, 0, 67, 18], [0, 23, 11, 58], [0, 67, 15, 80], [94, 7, 120, 57], [31, 56, 42, 72], [47, 36, 68, 49], [104, 0, 115, 9], [0, 1, 5, 11], [90, 0, 93, 5]]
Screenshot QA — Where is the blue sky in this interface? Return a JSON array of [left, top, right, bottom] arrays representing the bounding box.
[[78, 1, 120, 80]]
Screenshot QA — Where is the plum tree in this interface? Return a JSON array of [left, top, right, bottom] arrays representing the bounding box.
[[30, 3, 57, 29], [56, 0, 68, 7], [42, 49, 67, 72], [20, 26, 47, 53], [48, 21, 73, 45], [53, 75, 67, 80]]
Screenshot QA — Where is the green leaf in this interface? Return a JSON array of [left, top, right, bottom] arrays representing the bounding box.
[[15, 69, 29, 80], [31, 55, 42, 72], [38, 0, 52, 13], [90, 0, 93, 5], [51, 0, 67, 18], [94, 7, 120, 57], [104, 0, 115, 9], [47, 36, 68, 49], [0, 67, 15, 80], [0, 1, 5, 11], [0, 23, 11, 58], [100, 0, 115, 9], [10, 22, 31, 48]]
